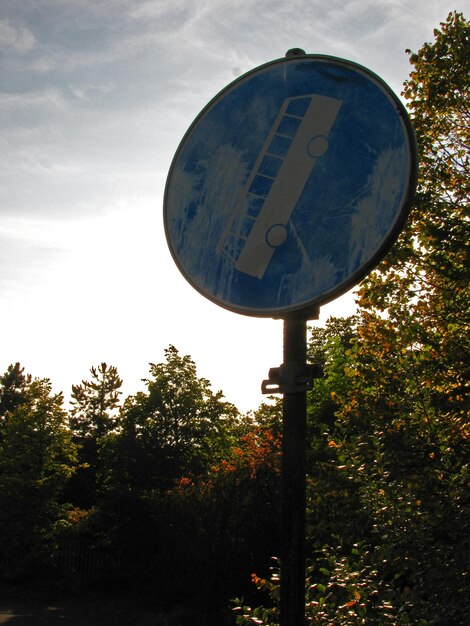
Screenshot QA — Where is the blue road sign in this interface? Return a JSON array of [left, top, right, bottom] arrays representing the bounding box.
[[164, 55, 417, 318]]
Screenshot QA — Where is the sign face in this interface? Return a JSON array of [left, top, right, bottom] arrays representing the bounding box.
[[164, 55, 417, 317]]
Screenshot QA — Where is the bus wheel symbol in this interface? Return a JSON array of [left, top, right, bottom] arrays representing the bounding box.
[[308, 135, 329, 158], [266, 223, 288, 248]]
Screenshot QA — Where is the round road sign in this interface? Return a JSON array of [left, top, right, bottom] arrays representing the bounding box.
[[164, 54, 417, 318]]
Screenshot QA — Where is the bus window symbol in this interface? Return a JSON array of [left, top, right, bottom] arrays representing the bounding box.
[[216, 94, 343, 278]]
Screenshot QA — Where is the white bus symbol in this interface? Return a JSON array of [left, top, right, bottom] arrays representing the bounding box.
[[216, 94, 343, 278]]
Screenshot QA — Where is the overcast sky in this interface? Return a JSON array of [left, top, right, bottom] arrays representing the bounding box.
[[0, 0, 464, 412]]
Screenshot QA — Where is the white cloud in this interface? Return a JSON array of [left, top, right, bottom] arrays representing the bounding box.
[[0, 18, 35, 52]]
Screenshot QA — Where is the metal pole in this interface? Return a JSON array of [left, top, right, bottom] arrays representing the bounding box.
[[279, 64, 310, 626], [281, 316, 308, 626]]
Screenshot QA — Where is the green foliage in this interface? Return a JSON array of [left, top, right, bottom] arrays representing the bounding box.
[[66, 363, 123, 509], [403, 11, 469, 205], [92, 346, 254, 598], [234, 543, 407, 625], [0, 362, 32, 423], [359, 12, 469, 412], [0, 374, 77, 575], [308, 316, 358, 368], [154, 422, 282, 611], [305, 317, 370, 547], [70, 362, 122, 439], [103, 345, 240, 490]]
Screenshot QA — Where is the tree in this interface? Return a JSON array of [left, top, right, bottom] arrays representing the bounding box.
[[0, 377, 77, 576], [0, 362, 32, 425], [358, 11, 469, 424], [70, 362, 122, 439], [305, 317, 369, 549], [65, 363, 123, 509], [308, 316, 358, 367], [95, 346, 241, 585], [112, 345, 240, 484], [153, 411, 282, 619]]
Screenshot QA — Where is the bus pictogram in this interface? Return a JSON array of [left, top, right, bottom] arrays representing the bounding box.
[[216, 93, 342, 278]]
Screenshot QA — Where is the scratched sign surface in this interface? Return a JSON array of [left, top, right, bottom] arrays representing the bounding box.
[[164, 55, 417, 317]]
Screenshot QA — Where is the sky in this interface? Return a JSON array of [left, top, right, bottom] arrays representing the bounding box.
[[0, 0, 465, 413]]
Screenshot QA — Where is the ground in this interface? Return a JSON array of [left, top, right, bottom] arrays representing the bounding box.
[[0, 585, 203, 625]]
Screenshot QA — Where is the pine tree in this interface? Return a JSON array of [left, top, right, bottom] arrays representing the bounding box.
[[70, 363, 122, 439], [0, 362, 32, 424]]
